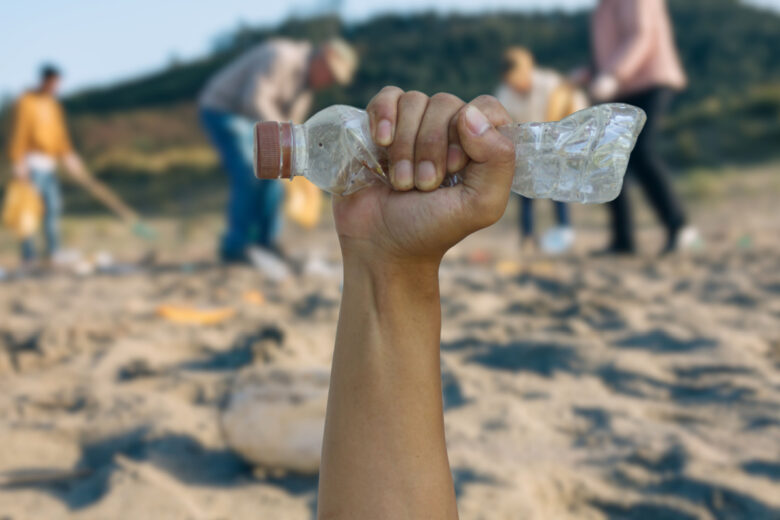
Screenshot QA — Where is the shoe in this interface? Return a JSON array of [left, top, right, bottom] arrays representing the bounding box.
[[247, 246, 292, 282], [661, 225, 702, 256], [540, 226, 575, 255]]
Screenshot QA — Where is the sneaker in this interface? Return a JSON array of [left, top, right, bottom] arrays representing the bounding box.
[[247, 246, 292, 282], [540, 226, 575, 255], [662, 225, 702, 256]]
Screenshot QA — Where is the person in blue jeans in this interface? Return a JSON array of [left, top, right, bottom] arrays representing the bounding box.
[[21, 168, 62, 261], [8, 64, 90, 264], [199, 38, 357, 263], [199, 111, 284, 256]]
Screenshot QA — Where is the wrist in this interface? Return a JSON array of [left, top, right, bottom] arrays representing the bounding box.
[[341, 253, 441, 336], [336, 251, 446, 377], [343, 249, 441, 289], [343, 252, 440, 294]]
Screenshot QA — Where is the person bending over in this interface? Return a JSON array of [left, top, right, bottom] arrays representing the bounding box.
[[317, 87, 516, 519], [199, 38, 358, 264]]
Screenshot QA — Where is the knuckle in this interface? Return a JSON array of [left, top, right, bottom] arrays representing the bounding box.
[[473, 94, 498, 106], [430, 92, 461, 106], [368, 86, 403, 112], [381, 85, 403, 95], [400, 90, 428, 106]]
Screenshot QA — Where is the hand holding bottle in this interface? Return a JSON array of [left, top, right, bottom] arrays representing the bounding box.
[[334, 88, 515, 265], [254, 95, 645, 204]]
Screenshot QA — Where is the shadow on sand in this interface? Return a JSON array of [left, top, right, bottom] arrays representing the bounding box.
[[0, 427, 319, 515]]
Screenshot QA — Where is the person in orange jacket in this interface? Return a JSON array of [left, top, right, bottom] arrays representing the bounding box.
[[8, 64, 90, 263]]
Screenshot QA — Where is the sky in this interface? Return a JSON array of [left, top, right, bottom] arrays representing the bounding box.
[[1, 0, 778, 98]]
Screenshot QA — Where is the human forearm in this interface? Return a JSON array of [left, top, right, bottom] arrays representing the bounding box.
[[318, 256, 457, 519], [317, 88, 514, 519]]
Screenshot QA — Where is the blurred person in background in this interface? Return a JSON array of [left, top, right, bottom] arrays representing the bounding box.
[[199, 37, 358, 265], [496, 47, 588, 255], [7, 64, 92, 265], [576, 0, 697, 255]]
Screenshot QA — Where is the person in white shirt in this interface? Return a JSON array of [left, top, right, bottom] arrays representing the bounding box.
[[495, 47, 587, 254]]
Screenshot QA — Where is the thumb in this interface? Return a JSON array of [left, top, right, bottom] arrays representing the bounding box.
[[456, 103, 516, 223]]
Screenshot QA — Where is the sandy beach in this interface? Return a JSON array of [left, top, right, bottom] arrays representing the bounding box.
[[1, 165, 779, 519]]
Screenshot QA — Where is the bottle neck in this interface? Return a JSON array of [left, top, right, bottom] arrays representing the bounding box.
[[254, 120, 307, 180], [290, 123, 307, 179]]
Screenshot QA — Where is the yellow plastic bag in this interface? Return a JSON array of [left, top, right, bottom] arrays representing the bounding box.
[[2, 180, 44, 238], [284, 176, 323, 229], [546, 83, 589, 122]]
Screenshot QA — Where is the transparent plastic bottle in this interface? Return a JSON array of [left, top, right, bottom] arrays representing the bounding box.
[[254, 103, 646, 204]]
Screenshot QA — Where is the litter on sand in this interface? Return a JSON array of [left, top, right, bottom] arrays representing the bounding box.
[[243, 290, 266, 306], [495, 260, 523, 276], [156, 304, 236, 325]]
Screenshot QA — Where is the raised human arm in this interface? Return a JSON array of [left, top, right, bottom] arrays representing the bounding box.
[[317, 88, 515, 519]]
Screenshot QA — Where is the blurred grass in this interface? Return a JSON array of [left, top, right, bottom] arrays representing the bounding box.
[[664, 84, 780, 168], [90, 146, 216, 174]]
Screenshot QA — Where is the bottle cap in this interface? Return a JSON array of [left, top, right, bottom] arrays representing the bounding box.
[[254, 121, 293, 179]]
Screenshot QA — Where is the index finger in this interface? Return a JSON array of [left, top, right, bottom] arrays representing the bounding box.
[[366, 86, 404, 147]]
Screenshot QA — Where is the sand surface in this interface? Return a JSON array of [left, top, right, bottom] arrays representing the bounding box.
[[1, 166, 779, 519]]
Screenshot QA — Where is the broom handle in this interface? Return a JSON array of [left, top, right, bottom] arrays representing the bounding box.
[[75, 171, 139, 222], [64, 154, 139, 223]]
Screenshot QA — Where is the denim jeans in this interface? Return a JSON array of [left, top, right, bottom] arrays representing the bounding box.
[[21, 168, 61, 261], [200, 107, 284, 259], [518, 195, 569, 238]]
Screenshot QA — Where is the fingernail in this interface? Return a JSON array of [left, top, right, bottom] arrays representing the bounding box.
[[447, 144, 464, 171], [376, 119, 392, 146], [464, 105, 491, 136], [392, 160, 413, 188], [416, 160, 437, 189]]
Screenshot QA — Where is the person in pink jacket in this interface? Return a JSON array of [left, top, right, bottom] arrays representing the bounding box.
[[578, 0, 697, 254]]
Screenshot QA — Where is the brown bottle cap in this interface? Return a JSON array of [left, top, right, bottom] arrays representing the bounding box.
[[254, 121, 293, 179]]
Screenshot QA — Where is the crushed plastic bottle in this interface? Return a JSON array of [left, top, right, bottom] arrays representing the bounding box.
[[254, 103, 646, 204]]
